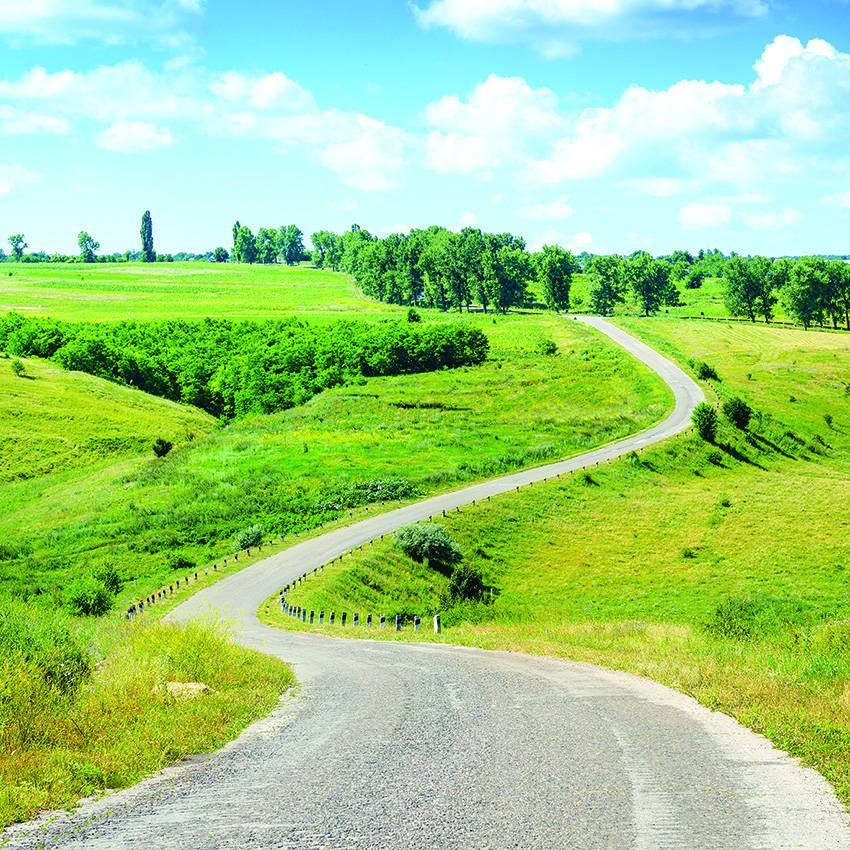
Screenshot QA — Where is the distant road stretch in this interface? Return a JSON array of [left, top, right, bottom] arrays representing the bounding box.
[[8, 317, 849, 849]]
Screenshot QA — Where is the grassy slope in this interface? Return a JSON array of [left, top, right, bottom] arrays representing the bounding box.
[[0, 311, 668, 601], [263, 318, 850, 806], [0, 355, 213, 484]]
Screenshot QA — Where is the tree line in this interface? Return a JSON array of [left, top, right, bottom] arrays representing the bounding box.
[[0, 313, 489, 419]]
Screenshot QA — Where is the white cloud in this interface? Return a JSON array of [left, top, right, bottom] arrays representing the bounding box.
[[414, 0, 767, 55], [740, 207, 802, 230], [0, 163, 41, 197], [210, 71, 315, 112], [317, 115, 407, 192], [458, 211, 477, 227], [678, 203, 731, 230], [0, 105, 68, 134], [0, 0, 205, 47], [519, 196, 575, 221], [422, 75, 563, 175], [95, 121, 174, 152], [621, 177, 690, 197]]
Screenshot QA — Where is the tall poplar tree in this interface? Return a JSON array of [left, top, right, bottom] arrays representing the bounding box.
[[140, 210, 156, 263]]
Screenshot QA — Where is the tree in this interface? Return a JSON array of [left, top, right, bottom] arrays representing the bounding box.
[[231, 220, 241, 260], [234, 226, 257, 264], [722, 256, 774, 323], [692, 402, 718, 442], [140, 210, 155, 263], [212, 247, 229, 263], [8, 234, 26, 261], [621, 252, 679, 316], [279, 224, 305, 265], [722, 397, 752, 430], [586, 255, 625, 316], [77, 231, 99, 264], [256, 227, 279, 264], [311, 230, 340, 269], [781, 257, 827, 329], [826, 259, 850, 331], [534, 244, 576, 312]]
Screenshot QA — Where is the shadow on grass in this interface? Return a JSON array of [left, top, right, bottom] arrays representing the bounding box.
[[746, 432, 795, 459], [718, 441, 767, 470]]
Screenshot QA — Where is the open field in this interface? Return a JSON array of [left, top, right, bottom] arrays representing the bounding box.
[[0, 262, 397, 322], [263, 318, 850, 805]]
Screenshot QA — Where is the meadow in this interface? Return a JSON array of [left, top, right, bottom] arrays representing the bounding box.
[[263, 319, 850, 806], [0, 262, 396, 322]]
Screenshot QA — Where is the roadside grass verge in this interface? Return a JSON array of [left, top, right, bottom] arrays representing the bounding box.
[[0, 313, 668, 601], [261, 318, 850, 807], [0, 602, 292, 830]]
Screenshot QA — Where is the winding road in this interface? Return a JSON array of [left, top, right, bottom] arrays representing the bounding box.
[[8, 317, 850, 849]]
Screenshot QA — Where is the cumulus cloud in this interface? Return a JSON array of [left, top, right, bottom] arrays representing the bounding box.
[[740, 207, 802, 230], [413, 0, 768, 55], [95, 121, 173, 152], [0, 0, 205, 47], [422, 75, 563, 175], [0, 105, 68, 135], [519, 196, 576, 220], [210, 71, 315, 112], [525, 35, 850, 192], [0, 163, 41, 197], [678, 203, 731, 230]]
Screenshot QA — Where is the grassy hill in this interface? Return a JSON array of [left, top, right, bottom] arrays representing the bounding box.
[[0, 312, 668, 599], [0, 354, 213, 484], [265, 318, 850, 805]]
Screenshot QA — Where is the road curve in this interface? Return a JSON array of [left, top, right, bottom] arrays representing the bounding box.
[[7, 318, 849, 849]]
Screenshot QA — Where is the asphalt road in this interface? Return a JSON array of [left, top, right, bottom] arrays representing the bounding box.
[[8, 317, 850, 849]]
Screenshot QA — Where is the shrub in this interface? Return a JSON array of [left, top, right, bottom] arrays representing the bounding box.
[[11, 358, 25, 377], [235, 524, 265, 549], [722, 396, 751, 429], [393, 523, 462, 570], [441, 563, 486, 608], [689, 359, 719, 381], [407, 307, 421, 323], [706, 595, 817, 641], [65, 575, 113, 617], [537, 337, 558, 356], [94, 563, 122, 595], [152, 438, 172, 458], [692, 402, 718, 442]]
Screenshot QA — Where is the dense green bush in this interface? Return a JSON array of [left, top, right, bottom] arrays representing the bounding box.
[[65, 575, 113, 617], [393, 523, 462, 569], [0, 313, 490, 420], [152, 438, 173, 457], [235, 524, 265, 549], [705, 595, 819, 641], [692, 402, 718, 442], [689, 359, 720, 381], [722, 396, 752, 429], [440, 563, 486, 607]]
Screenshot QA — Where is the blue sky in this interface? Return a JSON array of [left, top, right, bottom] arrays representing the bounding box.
[[1, 0, 849, 257]]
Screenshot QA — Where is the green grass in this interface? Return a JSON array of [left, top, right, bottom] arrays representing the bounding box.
[[0, 353, 214, 484], [0, 262, 397, 322], [262, 318, 850, 807], [0, 606, 292, 829], [0, 312, 668, 601]]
